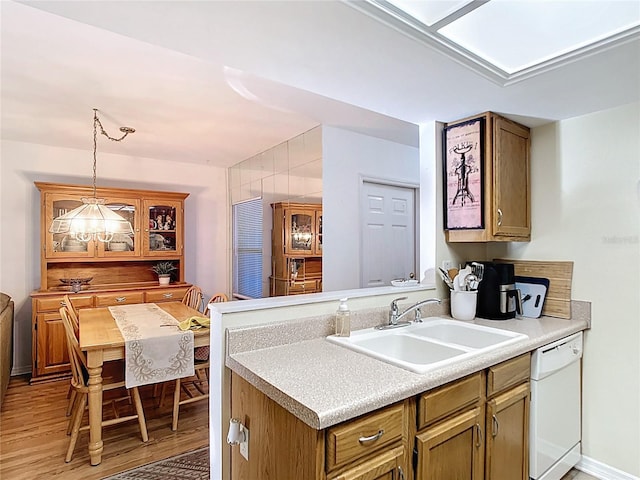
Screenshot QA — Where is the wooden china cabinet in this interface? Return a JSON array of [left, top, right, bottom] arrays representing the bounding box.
[[30, 182, 190, 383], [270, 202, 322, 297]]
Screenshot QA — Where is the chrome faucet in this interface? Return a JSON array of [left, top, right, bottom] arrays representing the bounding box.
[[376, 297, 442, 330]]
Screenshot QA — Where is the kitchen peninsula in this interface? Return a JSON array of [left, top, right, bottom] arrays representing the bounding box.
[[225, 300, 590, 479]]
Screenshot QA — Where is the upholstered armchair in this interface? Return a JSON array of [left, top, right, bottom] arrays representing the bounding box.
[[0, 292, 14, 409]]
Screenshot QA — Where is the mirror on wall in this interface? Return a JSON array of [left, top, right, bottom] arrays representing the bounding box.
[[230, 126, 322, 299], [229, 123, 424, 300]]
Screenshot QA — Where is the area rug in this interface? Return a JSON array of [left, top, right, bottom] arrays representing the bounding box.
[[102, 447, 209, 480]]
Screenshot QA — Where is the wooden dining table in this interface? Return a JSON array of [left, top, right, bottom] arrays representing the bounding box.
[[79, 301, 209, 466]]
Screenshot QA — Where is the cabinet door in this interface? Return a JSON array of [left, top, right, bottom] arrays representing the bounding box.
[[415, 407, 484, 480], [96, 197, 140, 257], [284, 207, 316, 255], [34, 312, 70, 377], [332, 446, 405, 480], [143, 200, 183, 256], [493, 117, 530, 238], [485, 383, 530, 480], [45, 193, 96, 258]]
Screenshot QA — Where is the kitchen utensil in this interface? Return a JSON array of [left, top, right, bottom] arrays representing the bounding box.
[[470, 262, 484, 282], [448, 268, 459, 281], [438, 268, 455, 289], [515, 276, 550, 318], [455, 266, 473, 291]]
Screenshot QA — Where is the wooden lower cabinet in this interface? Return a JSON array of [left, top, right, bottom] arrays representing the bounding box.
[[30, 284, 190, 382], [333, 446, 406, 480], [230, 354, 530, 480], [230, 373, 409, 480], [415, 406, 484, 480], [34, 312, 70, 378], [485, 383, 530, 480]]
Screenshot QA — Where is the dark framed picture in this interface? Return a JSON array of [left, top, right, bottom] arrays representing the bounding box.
[[443, 117, 485, 230]]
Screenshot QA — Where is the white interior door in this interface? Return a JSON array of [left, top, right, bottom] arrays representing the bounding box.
[[360, 181, 416, 288]]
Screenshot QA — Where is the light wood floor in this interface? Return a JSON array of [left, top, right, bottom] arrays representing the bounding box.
[[0, 375, 208, 480]]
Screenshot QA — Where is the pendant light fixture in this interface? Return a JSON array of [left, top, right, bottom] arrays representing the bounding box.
[[49, 109, 135, 242]]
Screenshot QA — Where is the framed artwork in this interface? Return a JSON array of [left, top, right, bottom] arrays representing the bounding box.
[[443, 117, 485, 230]]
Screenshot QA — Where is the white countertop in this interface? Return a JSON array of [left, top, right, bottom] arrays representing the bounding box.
[[226, 301, 590, 430]]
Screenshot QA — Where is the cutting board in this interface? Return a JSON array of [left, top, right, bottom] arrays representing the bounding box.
[[516, 276, 549, 318], [495, 259, 574, 319]]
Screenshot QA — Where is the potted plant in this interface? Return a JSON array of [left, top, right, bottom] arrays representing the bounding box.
[[151, 261, 177, 285]]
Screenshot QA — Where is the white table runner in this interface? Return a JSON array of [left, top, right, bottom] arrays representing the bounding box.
[[109, 303, 194, 388]]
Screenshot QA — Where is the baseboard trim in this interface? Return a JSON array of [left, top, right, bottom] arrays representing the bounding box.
[[577, 455, 639, 480], [10, 365, 31, 376]]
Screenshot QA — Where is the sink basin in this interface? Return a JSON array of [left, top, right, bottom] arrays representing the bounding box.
[[410, 320, 521, 349], [327, 317, 528, 374], [354, 334, 468, 365]]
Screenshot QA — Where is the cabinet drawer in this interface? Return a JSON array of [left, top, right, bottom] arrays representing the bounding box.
[[35, 294, 93, 313], [94, 291, 145, 307], [487, 353, 530, 398], [326, 402, 404, 472], [288, 280, 318, 294], [417, 372, 483, 430], [145, 287, 190, 303]]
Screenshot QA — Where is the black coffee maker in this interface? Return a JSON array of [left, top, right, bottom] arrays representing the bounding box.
[[475, 262, 520, 320]]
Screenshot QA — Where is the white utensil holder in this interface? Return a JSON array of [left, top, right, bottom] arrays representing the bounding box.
[[450, 289, 478, 321]]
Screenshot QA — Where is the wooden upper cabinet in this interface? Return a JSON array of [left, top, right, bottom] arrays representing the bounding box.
[[493, 116, 531, 239], [35, 182, 188, 291], [45, 192, 96, 259], [445, 112, 531, 243], [142, 199, 184, 256], [96, 196, 140, 258], [283, 205, 322, 256]]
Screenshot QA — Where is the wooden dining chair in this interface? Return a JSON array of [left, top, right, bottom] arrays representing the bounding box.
[[204, 292, 228, 315], [159, 292, 228, 430], [181, 286, 204, 312], [60, 307, 148, 462], [62, 296, 80, 416]]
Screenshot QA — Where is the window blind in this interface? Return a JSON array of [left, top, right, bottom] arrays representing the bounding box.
[[232, 198, 263, 299]]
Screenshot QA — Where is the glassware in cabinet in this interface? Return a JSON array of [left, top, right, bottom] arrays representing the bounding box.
[[143, 199, 183, 256]]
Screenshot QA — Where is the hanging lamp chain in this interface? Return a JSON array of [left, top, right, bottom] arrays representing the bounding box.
[[91, 108, 135, 198]]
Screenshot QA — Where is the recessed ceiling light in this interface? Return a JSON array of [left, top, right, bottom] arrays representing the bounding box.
[[386, 0, 474, 26], [361, 0, 640, 83], [438, 0, 640, 74]]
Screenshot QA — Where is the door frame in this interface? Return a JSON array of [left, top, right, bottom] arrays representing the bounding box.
[[359, 176, 420, 288]]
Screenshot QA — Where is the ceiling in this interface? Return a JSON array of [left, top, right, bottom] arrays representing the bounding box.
[[1, 0, 639, 168]]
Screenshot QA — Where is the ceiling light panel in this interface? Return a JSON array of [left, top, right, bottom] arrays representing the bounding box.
[[437, 0, 640, 74], [386, 0, 474, 26]]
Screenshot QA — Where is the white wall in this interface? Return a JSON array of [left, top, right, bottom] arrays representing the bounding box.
[[0, 139, 228, 374], [490, 103, 639, 476], [323, 126, 420, 291]]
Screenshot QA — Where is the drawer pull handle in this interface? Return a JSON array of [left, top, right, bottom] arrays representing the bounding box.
[[115, 297, 126, 303], [497, 208, 503, 226], [475, 423, 483, 448], [358, 429, 384, 444], [163, 293, 174, 298]]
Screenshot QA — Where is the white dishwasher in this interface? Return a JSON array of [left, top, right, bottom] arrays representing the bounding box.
[[530, 331, 583, 480]]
